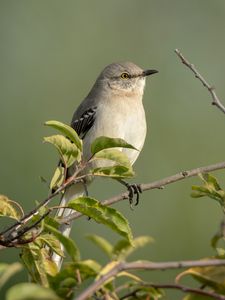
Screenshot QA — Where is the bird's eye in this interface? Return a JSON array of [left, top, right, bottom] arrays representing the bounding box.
[[120, 72, 130, 79]]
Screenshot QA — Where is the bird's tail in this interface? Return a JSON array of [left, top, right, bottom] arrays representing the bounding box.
[[51, 183, 85, 269]]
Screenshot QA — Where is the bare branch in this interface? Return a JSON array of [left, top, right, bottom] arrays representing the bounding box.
[[175, 49, 225, 114], [76, 259, 225, 300], [60, 160, 225, 224], [0, 211, 49, 247], [2, 160, 225, 244], [121, 283, 225, 300]]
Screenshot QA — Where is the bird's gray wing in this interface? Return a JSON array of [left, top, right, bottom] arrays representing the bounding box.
[[54, 106, 97, 184], [71, 106, 97, 139]]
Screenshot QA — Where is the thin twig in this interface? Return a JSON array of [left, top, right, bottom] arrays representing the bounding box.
[[0, 173, 86, 239], [75, 259, 225, 300], [0, 211, 50, 246], [175, 49, 225, 114], [120, 283, 225, 300], [0, 183, 66, 236], [61, 160, 225, 224]]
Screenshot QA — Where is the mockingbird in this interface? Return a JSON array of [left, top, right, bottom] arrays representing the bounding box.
[[53, 61, 158, 267]]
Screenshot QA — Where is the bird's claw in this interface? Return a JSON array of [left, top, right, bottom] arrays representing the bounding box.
[[125, 183, 142, 207]]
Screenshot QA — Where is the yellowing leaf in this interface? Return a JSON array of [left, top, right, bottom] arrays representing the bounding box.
[[50, 166, 65, 191], [0, 195, 23, 220], [40, 248, 58, 277], [117, 271, 142, 282], [92, 165, 134, 179], [97, 261, 120, 279], [176, 261, 225, 293], [95, 261, 138, 288], [21, 243, 49, 286]]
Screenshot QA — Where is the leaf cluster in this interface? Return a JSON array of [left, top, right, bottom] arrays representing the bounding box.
[[1, 121, 225, 299]]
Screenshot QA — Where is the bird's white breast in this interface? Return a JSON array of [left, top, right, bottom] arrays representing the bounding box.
[[83, 94, 147, 167]]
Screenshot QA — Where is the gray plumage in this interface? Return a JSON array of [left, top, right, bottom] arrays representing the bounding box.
[[52, 62, 158, 268]]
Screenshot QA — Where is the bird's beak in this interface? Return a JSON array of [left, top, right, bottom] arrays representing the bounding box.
[[142, 69, 158, 77]]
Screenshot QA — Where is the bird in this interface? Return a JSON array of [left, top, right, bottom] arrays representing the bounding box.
[[52, 62, 158, 267]]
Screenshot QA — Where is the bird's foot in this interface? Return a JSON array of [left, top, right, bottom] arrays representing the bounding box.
[[126, 183, 142, 207], [118, 180, 142, 208]]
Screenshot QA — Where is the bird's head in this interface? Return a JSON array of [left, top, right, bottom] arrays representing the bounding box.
[[97, 62, 158, 96]]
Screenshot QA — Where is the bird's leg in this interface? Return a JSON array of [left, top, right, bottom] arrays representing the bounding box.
[[80, 178, 89, 196], [80, 179, 92, 220], [117, 179, 142, 207]]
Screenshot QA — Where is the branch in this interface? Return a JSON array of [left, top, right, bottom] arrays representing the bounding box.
[[60, 160, 225, 224], [76, 259, 225, 300], [0, 183, 67, 237], [0, 173, 85, 242], [3, 158, 225, 244], [175, 49, 225, 114], [121, 283, 225, 300]]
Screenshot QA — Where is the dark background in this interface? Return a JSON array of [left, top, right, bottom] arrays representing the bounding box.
[[1, 1, 225, 298]]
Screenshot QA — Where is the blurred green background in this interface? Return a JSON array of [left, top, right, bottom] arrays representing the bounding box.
[[1, 0, 225, 298]]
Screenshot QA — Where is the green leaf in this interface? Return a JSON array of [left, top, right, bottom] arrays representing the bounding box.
[[50, 166, 65, 191], [92, 165, 134, 179], [0, 263, 23, 289], [45, 120, 82, 151], [86, 234, 113, 258], [68, 197, 133, 243], [48, 260, 101, 299], [37, 233, 64, 258], [45, 224, 80, 261], [73, 259, 102, 275], [48, 265, 76, 299], [201, 173, 222, 190], [6, 283, 61, 300], [211, 223, 225, 250], [21, 245, 39, 283], [191, 173, 225, 208], [216, 248, 225, 257], [132, 286, 163, 300], [211, 233, 221, 250], [44, 135, 79, 167], [91, 136, 137, 155], [112, 236, 154, 260], [0, 195, 23, 220], [92, 148, 132, 168]]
